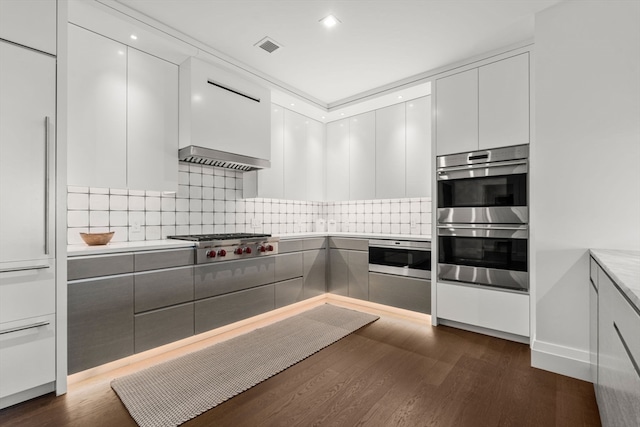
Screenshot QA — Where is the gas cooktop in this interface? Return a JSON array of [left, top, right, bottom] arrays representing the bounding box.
[[167, 233, 272, 242]]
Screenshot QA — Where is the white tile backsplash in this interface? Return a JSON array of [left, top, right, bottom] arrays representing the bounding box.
[[67, 164, 431, 243]]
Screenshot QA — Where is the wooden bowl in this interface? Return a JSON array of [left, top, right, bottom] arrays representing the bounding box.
[[80, 231, 115, 246]]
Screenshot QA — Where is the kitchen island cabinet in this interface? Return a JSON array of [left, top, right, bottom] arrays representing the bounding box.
[[590, 250, 640, 427]]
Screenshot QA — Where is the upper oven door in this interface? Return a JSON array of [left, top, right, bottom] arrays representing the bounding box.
[[437, 225, 528, 291], [437, 161, 528, 224], [368, 240, 431, 279]]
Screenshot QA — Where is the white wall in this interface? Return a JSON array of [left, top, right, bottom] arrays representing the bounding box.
[[532, 0, 640, 380]]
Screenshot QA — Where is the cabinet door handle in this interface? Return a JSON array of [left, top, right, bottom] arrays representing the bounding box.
[[613, 322, 640, 378], [0, 321, 50, 335], [0, 264, 50, 273], [44, 116, 51, 255]]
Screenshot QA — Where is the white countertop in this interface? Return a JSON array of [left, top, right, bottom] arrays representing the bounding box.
[[67, 233, 431, 256], [590, 249, 640, 311], [67, 240, 195, 256]]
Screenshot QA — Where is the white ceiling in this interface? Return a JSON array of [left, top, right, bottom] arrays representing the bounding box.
[[114, 0, 559, 109]]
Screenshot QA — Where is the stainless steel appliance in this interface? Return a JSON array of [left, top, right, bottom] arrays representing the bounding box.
[[369, 239, 431, 280], [436, 145, 529, 292], [437, 224, 528, 291], [167, 233, 279, 264], [437, 144, 528, 224]]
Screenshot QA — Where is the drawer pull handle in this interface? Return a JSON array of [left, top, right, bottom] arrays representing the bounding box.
[[613, 322, 640, 378], [0, 264, 50, 273], [0, 321, 50, 335]]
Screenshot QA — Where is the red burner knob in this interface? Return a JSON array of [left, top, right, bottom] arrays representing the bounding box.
[[259, 245, 266, 253], [234, 247, 244, 255], [267, 245, 274, 252], [245, 247, 252, 254], [206, 250, 216, 258], [218, 249, 227, 257]]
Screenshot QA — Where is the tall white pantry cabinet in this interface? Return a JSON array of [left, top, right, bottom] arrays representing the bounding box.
[[0, 0, 61, 409]]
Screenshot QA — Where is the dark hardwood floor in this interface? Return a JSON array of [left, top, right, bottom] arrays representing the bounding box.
[[0, 312, 601, 427]]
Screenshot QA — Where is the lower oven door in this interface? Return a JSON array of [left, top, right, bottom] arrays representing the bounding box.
[[368, 240, 431, 280], [437, 225, 528, 292]]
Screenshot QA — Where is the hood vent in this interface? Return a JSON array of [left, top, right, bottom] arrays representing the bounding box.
[[179, 146, 270, 172], [255, 37, 282, 53]]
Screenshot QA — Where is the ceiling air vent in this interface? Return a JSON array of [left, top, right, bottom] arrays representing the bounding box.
[[255, 37, 282, 54]]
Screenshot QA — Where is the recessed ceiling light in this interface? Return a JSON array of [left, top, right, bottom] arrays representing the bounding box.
[[130, 34, 138, 40], [290, 103, 295, 107], [321, 116, 326, 119], [398, 95, 403, 99], [320, 14, 340, 28]]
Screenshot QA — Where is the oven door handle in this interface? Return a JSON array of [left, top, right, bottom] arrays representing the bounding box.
[[437, 160, 527, 180], [437, 225, 528, 239]]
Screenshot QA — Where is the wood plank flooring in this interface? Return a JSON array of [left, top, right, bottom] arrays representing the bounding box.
[[0, 308, 601, 427]]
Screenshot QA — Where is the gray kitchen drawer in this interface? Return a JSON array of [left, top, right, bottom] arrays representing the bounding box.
[[194, 284, 275, 334], [134, 266, 194, 313], [348, 250, 369, 300], [134, 303, 194, 353], [68, 274, 134, 374], [329, 237, 368, 251], [67, 253, 134, 281], [194, 257, 275, 300], [278, 239, 304, 254], [134, 249, 194, 272], [275, 277, 304, 308], [303, 249, 326, 299], [275, 252, 303, 283], [369, 272, 431, 314], [303, 238, 327, 250]]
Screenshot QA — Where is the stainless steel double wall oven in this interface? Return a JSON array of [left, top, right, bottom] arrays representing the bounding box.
[[436, 145, 529, 292]]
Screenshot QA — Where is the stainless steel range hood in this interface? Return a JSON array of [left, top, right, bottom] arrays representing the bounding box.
[[179, 146, 270, 172]]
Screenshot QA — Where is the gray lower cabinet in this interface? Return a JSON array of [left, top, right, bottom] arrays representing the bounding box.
[[134, 266, 194, 313], [134, 303, 194, 353], [275, 278, 304, 308], [303, 249, 326, 298], [194, 285, 275, 334], [134, 249, 194, 272], [194, 257, 275, 299], [67, 253, 133, 281], [275, 252, 303, 283], [369, 272, 431, 314], [328, 248, 368, 299], [68, 274, 134, 374]]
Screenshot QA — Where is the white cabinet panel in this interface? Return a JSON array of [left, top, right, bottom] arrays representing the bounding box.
[[376, 103, 406, 199], [437, 282, 529, 336], [406, 96, 431, 197], [0, 314, 56, 401], [127, 49, 178, 192], [0, 41, 55, 265], [349, 112, 375, 200], [180, 57, 271, 161], [479, 53, 530, 149], [68, 24, 127, 189], [306, 119, 325, 201], [253, 106, 284, 199], [0, 263, 55, 324], [435, 68, 478, 156], [0, 0, 57, 55], [326, 119, 350, 201], [283, 110, 307, 200]]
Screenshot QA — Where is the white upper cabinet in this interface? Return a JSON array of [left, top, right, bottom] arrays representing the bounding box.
[[436, 52, 530, 156], [435, 68, 478, 156], [376, 103, 406, 199], [0, 0, 57, 55], [406, 96, 431, 197], [68, 25, 179, 191], [283, 110, 307, 201], [349, 112, 376, 200], [326, 119, 350, 201], [306, 119, 325, 201], [127, 49, 179, 192], [179, 57, 270, 161], [479, 52, 529, 149], [68, 24, 127, 189], [253, 106, 284, 199]]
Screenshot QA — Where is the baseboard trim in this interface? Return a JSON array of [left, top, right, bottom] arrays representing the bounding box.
[[531, 339, 592, 382], [438, 318, 530, 344]]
